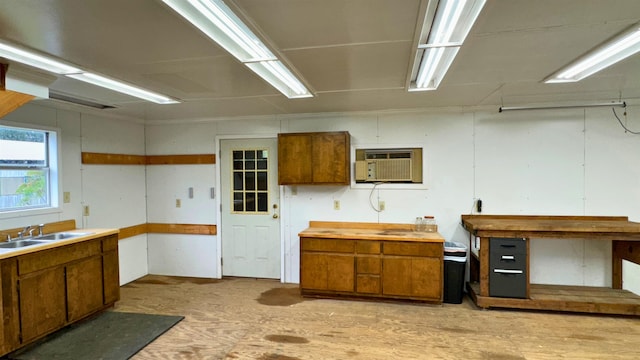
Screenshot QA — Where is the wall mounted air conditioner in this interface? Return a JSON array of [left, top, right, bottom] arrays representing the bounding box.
[[355, 148, 422, 183]]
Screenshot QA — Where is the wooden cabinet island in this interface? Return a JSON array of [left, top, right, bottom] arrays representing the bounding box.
[[299, 221, 444, 303]]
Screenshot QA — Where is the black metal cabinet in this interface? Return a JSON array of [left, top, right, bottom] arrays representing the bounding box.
[[489, 238, 527, 298]]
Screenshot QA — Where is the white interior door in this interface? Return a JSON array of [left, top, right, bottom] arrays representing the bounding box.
[[220, 138, 280, 279]]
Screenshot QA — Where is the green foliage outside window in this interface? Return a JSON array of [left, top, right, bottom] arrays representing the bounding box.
[[15, 171, 46, 205]]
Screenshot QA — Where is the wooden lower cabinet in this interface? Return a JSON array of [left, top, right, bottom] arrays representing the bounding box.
[[300, 237, 443, 302], [19, 267, 67, 343], [0, 234, 120, 356], [301, 253, 354, 292], [67, 255, 104, 322], [382, 257, 442, 300]]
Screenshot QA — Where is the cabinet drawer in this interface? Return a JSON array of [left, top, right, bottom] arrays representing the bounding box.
[[356, 256, 380, 274], [301, 238, 355, 253], [18, 240, 101, 275], [490, 237, 527, 255], [102, 234, 118, 252], [356, 275, 380, 294], [489, 269, 527, 298], [383, 242, 442, 257], [356, 241, 380, 254], [490, 252, 526, 271]]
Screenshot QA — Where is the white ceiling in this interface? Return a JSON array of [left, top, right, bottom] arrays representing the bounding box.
[[0, 0, 639, 122]]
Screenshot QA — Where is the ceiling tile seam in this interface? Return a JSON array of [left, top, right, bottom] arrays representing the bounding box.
[[474, 19, 640, 38], [281, 40, 413, 52]]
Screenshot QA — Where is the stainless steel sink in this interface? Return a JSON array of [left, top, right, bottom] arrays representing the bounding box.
[[0, 239, 47, 249], [36, 232, 94, 241]]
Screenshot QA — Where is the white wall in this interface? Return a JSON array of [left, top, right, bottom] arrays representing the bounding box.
[[145, 106, 640, 291], [145, 123, 219, 277], [4, 102, 640, 292], [0, 104, 148, 285]]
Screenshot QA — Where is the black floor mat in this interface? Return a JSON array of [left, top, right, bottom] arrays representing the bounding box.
[[8, 311, 184, 360]]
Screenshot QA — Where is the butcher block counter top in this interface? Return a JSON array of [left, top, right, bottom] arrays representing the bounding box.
[[299, 221, 445, 243], [461, 214, 640, 240], [0, 228, 119, 259]]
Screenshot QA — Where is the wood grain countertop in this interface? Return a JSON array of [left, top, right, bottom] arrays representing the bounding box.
[[0, 228, 119, 259], [299, 221, 445, 243], [461, 215, 640, 240]]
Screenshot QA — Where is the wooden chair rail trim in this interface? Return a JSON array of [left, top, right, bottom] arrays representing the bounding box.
[[146, 154, 216, 165], [82, 152, 146, 165], [118, 223, 217, 240], [1, 221, 215, 242], [81, 152, 216, 165]]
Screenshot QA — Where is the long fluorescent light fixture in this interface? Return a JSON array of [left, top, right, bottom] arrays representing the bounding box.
[[545, 22, 640, 83], [162, 0, 312, 99], [0, 39, 179, 104], [409, 0, 486, 91], [0, 40, 82, 75], [67, 73, 179, 104], [499, 101, 626, 112]]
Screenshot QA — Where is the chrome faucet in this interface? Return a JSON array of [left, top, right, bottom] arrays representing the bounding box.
[[19, 225, 32, 239]]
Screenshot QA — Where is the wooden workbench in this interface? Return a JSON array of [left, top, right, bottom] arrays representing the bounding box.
[[461, 214, 640, 315]]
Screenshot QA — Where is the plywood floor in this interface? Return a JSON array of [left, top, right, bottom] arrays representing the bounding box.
[[115, 275, 640, 360]]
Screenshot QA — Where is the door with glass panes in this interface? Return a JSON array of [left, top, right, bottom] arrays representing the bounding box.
[[220, 138, 280, 278]]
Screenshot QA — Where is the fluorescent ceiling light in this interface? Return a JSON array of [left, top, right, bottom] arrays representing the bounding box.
[[0, 39, 179, 104], [545, 22, 640, 83], [499, 101, 626, 112], [67, 73, 180, 104], [162, 0, 312, 99], [409, 0, 486, 91], [0, 40, 81, 75]]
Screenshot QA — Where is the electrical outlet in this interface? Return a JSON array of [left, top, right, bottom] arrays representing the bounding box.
[[176, 199, 181, 208], [83, 205, 90, 216], [333, 200, 340, 210], [379, 201, 385, 211], [63, 192, 71, 203]]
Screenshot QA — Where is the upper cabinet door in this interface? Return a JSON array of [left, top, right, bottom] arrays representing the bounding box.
[[278, 131, 350, 185]]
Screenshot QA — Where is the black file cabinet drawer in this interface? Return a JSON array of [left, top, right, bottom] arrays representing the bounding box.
[[490, 252, 525, 270], [490, 269, 527, 298], [490, 237, 526, 255], [489, 237, 527, 298]]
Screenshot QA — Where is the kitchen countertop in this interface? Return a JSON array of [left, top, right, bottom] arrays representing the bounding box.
[[0, 228, 119, 259], [299, 221, 444, 243]]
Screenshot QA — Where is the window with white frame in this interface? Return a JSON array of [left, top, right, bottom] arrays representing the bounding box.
[[0, 124, 58, 212]]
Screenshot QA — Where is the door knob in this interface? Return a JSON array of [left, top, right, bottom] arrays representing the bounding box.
[[273, 213, 279, 219]]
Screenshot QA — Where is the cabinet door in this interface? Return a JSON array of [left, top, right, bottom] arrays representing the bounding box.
[[278, 132, 350, 185], [103, 250, 120, 304], [382, 257, 441, 300], [19, 268, 66, 343], [67, 256, 104, 322], [301, 253, 354, 292], [311, 132, 350, 184], [278, 133, 312, 184]]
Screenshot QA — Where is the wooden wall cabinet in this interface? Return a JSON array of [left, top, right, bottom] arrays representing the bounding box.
[[278, 131, 350, 185], [0, 234, 120, 355]]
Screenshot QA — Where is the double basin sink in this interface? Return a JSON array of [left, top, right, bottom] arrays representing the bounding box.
[[0, 232, 94, 250]]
